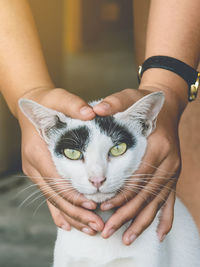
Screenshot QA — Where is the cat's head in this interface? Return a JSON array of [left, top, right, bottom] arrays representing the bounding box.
[[19, 92, 164, 203]]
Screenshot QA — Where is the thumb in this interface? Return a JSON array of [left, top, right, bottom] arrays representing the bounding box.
[[93, 89, 143, 116], [43, 89, 96, 120]]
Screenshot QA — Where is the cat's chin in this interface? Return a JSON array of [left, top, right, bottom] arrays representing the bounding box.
[[84, 192, 116, 203]]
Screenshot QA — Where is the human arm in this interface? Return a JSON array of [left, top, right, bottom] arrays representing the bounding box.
[[0, 0, 104, 234], [93, 0, 200, 244]]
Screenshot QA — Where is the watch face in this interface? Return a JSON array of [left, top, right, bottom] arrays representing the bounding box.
[[189, 74, 200, 101]]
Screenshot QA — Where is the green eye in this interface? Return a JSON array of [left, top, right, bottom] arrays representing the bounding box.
[[63, 148, 82, 160], [110, 143, 127, 157]]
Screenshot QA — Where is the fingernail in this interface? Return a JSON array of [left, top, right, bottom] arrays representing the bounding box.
[[82, 202, 94, 209], [61, 224, 71, 231], [88, 222, 99, 232], [97, 102, 110, 110], [125, 234, 137, 245], [80, 106, 93, 116], [106, 228, 115, 238], [82, 227, 93, 235], [129, 234, 137, 243], [160, 234, 166, 242], [101, 203, 114, 210]]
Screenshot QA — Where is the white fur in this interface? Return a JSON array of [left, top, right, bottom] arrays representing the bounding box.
[[19, 92, 200, 267]]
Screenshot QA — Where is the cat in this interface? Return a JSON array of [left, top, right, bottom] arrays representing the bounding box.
[[19, 92, 200, 267]]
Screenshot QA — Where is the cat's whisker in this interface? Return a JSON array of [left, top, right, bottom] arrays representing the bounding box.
[[125, 179, 177, 191], [18, 189, 41, 209], [121, 187, 147, 202], [139, 160, 177, 176], [28, 186, 76, 207], [16, 183, 40, 196], [14, 174, 69, 181], [16, 180, 71, 196], [20, 182, 75, 209], [123, 184, 172, 202], [124, 175, 176, 181], [71, 191, 81, 207], [125, 180, 176, 190], [33, 187, 77, 216]]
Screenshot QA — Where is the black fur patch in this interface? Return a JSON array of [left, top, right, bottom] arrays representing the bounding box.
[[55, 126, 90, 155], [94, 116, 136, 148]]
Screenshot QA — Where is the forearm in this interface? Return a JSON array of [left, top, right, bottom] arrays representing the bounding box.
[[140, 0, 200, 113], [0, 0, 54, 116]]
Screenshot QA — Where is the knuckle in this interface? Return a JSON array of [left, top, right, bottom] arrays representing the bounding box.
[[142, 216, 154, 229], [115, 194, 130, 205], [122, 88, 133, 95], [116, 208, 133, 223], [173, 158, 181, 173], [73, 211, 88, 224], [108, 95, 123, 109], [162, 137, 171, 155], [131, 227, 141, 237]]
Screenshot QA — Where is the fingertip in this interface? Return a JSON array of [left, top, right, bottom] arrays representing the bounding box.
[[93, 101, 112, 116], [100, 202, 114, 211], [158, 232, 166, 242], [101, 228, 115, 239], [61, 224, 71, 231], [123, 233, 137, 246], [97, 219, 105, 232], [79, 106, 96, 120], [82, 227, 97, 236], [82, 201, 97, 210]]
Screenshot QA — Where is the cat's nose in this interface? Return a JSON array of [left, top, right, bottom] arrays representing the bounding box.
[[89, 176, 106, 189]]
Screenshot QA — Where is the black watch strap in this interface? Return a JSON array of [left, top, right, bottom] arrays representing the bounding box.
[[138, 56, 200, 101]]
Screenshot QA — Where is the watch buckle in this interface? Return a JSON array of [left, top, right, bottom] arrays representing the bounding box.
[[189, 73, 200, 101]]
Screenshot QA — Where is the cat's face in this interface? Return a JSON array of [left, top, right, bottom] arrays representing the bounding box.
[[19, 92, 164, 203]]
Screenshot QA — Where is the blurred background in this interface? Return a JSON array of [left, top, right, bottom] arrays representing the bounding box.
[[0, 1, 199, 266]]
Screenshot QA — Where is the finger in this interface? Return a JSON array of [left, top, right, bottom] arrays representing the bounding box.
[[39, 88, 96, 120], [25, 140, 97, 210], [100, 144, 162, 210], [122, 180, 175, 246], [26, 167, 104, 232], [93, 89, 144, 116], [62, 213, 97, 236], [41, 182, 104, 231], [101, 161, 175, 240], [101, 195, 145, 239], [47, 201, 71, 231], [157, 191, 175, 242], [48, 201, 96, 235]]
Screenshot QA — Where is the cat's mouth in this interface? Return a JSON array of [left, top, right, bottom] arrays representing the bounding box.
[[84, 192, 116, 203]]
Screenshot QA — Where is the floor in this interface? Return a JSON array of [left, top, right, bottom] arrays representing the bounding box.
[[0, 174, 55, 267]]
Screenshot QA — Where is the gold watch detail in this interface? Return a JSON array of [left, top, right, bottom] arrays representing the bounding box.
[[189, 73, 200, 101]]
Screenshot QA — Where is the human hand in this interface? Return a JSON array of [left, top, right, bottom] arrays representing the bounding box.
[[17, 87, 104, 235], [93, 88, 184, 245]]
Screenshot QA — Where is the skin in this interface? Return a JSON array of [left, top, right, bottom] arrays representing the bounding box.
[[0, 0, 200, 245]]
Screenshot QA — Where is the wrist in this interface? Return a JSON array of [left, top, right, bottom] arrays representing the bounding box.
[[139, 68, 188, 116]]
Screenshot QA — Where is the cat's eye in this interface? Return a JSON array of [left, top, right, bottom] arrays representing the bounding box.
[[63, 148, 82, 160], [109, 143, 127, 157]]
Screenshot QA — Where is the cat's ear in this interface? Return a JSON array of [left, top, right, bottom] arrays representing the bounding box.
[[115, 92, 165, 137], [18, 99, 67, 143]]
